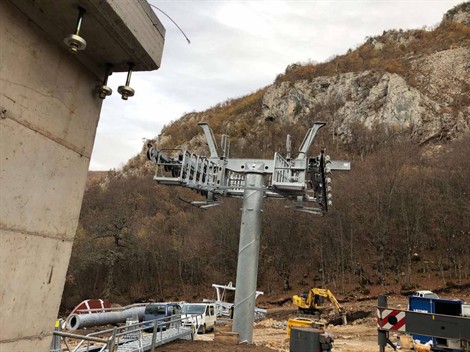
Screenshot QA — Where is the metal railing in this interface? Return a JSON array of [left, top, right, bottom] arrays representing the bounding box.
[[51, 314, 198, 352]]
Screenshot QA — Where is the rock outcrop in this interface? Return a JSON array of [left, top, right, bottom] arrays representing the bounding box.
[[444, 2, 470, 25], [262, 46, 469, 144]]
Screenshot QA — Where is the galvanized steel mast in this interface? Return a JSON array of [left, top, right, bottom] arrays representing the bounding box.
[[146, 122, 350, 343], [232, 162, 265, 343]]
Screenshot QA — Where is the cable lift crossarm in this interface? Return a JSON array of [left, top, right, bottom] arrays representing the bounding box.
[[146, 122, 350, 213]]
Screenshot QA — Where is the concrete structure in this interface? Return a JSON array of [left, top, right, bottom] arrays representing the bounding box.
[[0, 1, 165, 350]]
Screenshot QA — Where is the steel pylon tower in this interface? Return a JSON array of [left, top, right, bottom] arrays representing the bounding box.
[[147, 122, 350, 343]]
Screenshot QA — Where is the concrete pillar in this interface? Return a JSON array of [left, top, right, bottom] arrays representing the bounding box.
[[0, 4, 99, 350], [0, 0, 164, 350]]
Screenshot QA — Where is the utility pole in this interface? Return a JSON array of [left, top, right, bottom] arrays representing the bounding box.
[[147, 122, 350, 343]]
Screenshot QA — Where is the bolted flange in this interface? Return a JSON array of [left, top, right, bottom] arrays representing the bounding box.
[[118, 63, 135, 100], [98, 64, 113, 99], [64, 7, 87, 53]]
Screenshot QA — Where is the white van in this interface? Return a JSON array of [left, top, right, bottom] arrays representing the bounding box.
[[181, 302, 216, 333]]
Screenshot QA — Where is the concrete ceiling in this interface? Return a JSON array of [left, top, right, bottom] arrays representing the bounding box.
[[10, 0, 166, 77]]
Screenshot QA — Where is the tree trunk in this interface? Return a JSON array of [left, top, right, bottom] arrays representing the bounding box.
[[103, 252, 116, 300]]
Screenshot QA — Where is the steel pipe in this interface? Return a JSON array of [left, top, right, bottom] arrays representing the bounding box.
[[66, 306, 145, 330], [232, 162, 265, 344]]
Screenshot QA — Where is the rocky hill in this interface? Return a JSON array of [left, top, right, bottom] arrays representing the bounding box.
[[263, 47, 469, 144], [141, 2, 468, 163]]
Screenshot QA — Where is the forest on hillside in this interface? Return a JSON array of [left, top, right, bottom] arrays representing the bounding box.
[[62, 127, 469, 309], [62, 4, 470, 310]]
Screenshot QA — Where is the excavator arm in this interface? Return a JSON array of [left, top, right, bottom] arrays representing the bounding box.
[[324, 290, 342, 313], [321, 289, 347, 325]]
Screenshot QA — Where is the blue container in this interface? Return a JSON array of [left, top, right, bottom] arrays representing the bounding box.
[[408, 296, 463, 345], [408, 296, 435, 344]]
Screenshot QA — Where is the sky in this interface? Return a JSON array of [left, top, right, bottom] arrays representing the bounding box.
[[89, 0, 463, 170]]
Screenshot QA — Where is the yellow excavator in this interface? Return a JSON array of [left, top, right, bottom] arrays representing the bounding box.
[[292, 288, 347, 325]]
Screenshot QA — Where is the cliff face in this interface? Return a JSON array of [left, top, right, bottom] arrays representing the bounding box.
[[154, 3, 470, 164], [262, 46, 469, 145], [257, 4, 470, 147]]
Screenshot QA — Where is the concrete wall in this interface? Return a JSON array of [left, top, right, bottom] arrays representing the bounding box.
[[0, 2, 101, 350], [0, 0, 164, 350]]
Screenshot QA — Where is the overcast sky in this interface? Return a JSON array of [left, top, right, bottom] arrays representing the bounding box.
[[89, 0, 463, 170]]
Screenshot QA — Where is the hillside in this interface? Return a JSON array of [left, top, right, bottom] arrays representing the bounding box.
[[152, 3, 469, 153], [63, 3, 470, 309]]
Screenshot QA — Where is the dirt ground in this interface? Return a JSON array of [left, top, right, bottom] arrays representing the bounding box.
[[64, 289, 469, 352], [155, 295, 407, 352]]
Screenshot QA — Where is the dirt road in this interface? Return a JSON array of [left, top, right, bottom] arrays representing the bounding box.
[[155, 317, 380, 351]]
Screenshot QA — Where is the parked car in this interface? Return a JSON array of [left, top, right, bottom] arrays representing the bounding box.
[[181, 302, 216, 333], [414, 290, 439, 299], [143, 302, 181, 332]]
